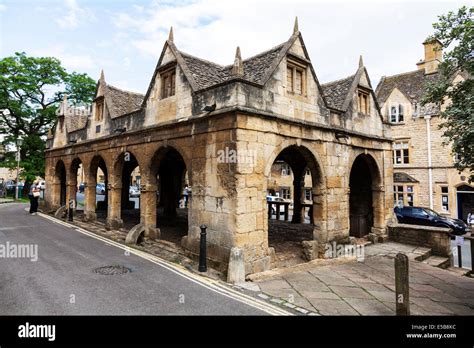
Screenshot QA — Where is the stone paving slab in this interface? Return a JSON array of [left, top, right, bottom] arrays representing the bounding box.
[[252, 242, 474, 316]]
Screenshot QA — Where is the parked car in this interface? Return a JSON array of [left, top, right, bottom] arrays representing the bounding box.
[[129, 186, 140, 197], [394, 206, 470, 235], [96, 183, 106, 195], [38, 181, 46, 190], [5, 180, 24, 190]]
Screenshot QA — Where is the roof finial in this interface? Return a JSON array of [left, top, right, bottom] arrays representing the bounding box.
[[359, 55, 364, 68], [232, 46, 244, 76], [293, 16, 299, 34], [168, 26, 174, 43], [100, 69, 105, 82]]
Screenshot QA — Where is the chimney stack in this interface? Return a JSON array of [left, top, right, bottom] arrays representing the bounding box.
[[416, 38, 442, 74]]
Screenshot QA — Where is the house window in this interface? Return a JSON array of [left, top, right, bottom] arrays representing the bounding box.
[[406, 185, 414, 206], [394, 185, 404, 206], [95, 99, 104, 121], [281, 164, 291, 176], [441, 186, 449, 211], [306, 168, 310, 176], [393, 185, 414, 206], [390, 104, 404, 123], [393, 141, 410, 164], [95, 125, 101, 133], [287, 62, 305, 96], [304, 188, 312, 201], [161, 68, 176, 99], [281, 188, 291, 200], [358, 90, 370, 114]]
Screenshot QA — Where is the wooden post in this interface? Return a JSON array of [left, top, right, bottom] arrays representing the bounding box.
[[267, 202, 272, 220], [284, 203, 289, 222], [395, 253, 410, 315]]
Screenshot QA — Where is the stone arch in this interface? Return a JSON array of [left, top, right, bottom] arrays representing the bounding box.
[[83, 154, 109, 222], [348, 152, 384, 238], [52, 159, 67, 208], [140, 145, 190, 243], [264, 142, 327, 264], [67, 157, 84, 211], [106, 150, 142, 230]]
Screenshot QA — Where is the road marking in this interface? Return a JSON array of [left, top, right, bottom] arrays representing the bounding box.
[[37, 212, 291, 316]]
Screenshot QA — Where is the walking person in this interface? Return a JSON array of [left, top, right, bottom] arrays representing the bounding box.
[[29, 180, 40, 215]]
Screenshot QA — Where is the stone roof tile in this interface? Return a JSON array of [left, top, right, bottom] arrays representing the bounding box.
[[321, 75, 355, 110], [106, 85, 144, 118], [376, 69, 439, 104]]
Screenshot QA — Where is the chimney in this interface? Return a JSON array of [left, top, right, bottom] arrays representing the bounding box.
[[416, 38, 442, 74]]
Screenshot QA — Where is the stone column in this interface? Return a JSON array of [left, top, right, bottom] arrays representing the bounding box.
[[66, 182, 77, 210], [140, 182, 159, 239], [83, 171, 97, 222], [106, 182, 123, 230], [371, 184, 385, 235]]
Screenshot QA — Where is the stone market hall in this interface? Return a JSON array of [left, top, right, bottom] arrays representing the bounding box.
[[44, 19, 394, 274]]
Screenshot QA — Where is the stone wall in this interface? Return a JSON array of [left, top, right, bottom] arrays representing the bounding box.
[[387, 223, 451, 257]]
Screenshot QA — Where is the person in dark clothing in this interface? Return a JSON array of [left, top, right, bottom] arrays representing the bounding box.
[[29, 180, 40, 215]]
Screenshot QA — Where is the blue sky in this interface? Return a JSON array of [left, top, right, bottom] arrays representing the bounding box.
[[0, 0, 470, 94]]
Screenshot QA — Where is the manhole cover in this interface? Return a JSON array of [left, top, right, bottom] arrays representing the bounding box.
[[94, 265, 132, 275]]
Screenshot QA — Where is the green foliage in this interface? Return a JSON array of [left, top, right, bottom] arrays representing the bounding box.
[[0, 52, 95, 184], [422, 6, 474, 180]]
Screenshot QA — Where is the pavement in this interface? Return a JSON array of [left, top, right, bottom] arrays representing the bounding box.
[[0, 203, 287, 315], [252, 242, 474, 315]]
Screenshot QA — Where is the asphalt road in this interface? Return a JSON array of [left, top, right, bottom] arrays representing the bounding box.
[[0, 203, 273, 315]]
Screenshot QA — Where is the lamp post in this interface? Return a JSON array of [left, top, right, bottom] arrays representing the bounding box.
[[15, 137, 23, 200]]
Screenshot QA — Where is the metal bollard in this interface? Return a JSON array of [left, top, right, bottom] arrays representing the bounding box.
[[457, 244, 462, 268], [68, 199, 74, 222], [395, 253, 410, 316], [199, 224, 207, 272]]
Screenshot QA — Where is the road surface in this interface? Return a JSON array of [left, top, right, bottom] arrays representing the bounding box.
[[0, 203, 283, 315]]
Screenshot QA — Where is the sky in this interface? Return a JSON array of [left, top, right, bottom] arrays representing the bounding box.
[[0, 0, 470, 95]]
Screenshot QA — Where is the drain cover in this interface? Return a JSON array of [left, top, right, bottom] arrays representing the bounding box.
[[94, 265, 132, 275]]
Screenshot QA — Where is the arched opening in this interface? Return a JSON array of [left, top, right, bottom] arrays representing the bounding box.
[[266, 145, 323, 267], [151, 147, 189, 244], [456, 184, 474, 221], [114, 151, 141, 229], [55, 160, 67, 207], [88, 155, 108, 222], [70, 158, 83, 213], [349, 154, 381, 238]]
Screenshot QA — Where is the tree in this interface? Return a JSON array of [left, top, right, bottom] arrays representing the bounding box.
[[0, 52, 96, 194], [422, 6, 474, 180]]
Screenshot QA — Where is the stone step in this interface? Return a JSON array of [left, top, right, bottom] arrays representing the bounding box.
[[411, 247, 432, 262], [422, 255, 451, 269]]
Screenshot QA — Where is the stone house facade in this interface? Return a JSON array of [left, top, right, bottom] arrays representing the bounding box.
[[44, 21, 394, 274], [376, 39, 473, 221]]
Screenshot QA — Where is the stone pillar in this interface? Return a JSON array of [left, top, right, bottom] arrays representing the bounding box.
[[140, 181, 159, 239], [106, 183, 123, 230], [312, 187, 328, 242], [83, 171, 97, 222], [371, 185, 386, 236], [66, 179, 77, 211]]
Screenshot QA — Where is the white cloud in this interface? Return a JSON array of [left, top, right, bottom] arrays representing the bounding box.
[[0, 4, 6, 12], [33, 46, 96, 71], [111, 0, 469, 87], [55, 0, 95, 29]]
